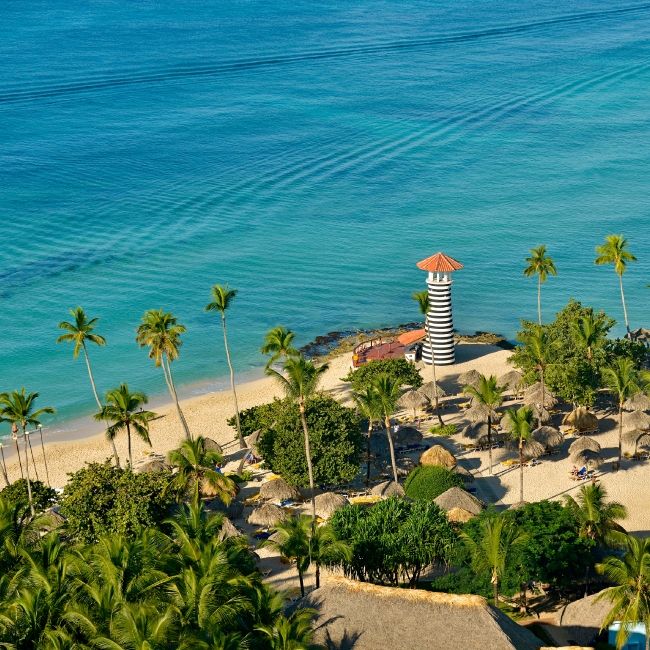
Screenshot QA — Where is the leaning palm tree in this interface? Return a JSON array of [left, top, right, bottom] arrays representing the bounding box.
[[266, 356, 328, 522], [93, 383, 155, 468], [371, 374, 403, 485], [503, 407, 537, 503], [0, 389, 55, 516], [523, 245, 557, 325], [206, 284, 245, 450], [463, 375, 505, 475], [460, 515, 528, 608], [596, 535, 650, 650], [166, 436, 236, 506], [595, 234, 637, 334], [603, 358, 641, 467], [565, 483, 628, 596], [261, 326, 299, 368], [135, 308, 191, 440], [571, 312, 607, 363], [518, 325, 555, 427], [352, 385, 384, 487], [413, 290, 444, 427], [56, 306, 120, 466]]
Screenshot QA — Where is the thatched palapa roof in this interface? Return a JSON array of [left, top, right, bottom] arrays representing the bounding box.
[[434, 487, 485, 516], [136, 459, 171, 474], [465, 403, 498, 424], [624, 410, 650, 430], [555, 589, 612, 646], [370, 480, 405, 498], [301, 576, 541, 650], [314, 492, 348, 519], [218, 518, 244, 542], [629, 327, 650, 343], [532, 426, 563, 447], [571, 449, 604, 469], [259, 477, 301, 503], [530, 404, 552, 425], [247, 503, 286, 527], [397, 390, 430, 412], [419, 381, 448, 400], [569, 436, 601, 455], [505, 438, 545, 458], [207, 498, 244, 520], [457, 370, 482, 390], [203, 437, 223, 453], [420, 445, 456, 469], [623, 429, 650, 449], [562, 407, 599, 432], [451, 465, 475, 484], [523, 385, 558, 409], [497, 369, 524, 390], [462, 421, 493, 443], [623, 393, 650, 412], [392, 426, 423, 446], [446, 507, 475, 523]]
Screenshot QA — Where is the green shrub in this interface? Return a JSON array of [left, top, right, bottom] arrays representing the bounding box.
[[428, 423, 457, 437], [0, 479, 57, 512], [343, 358, 423, 391], [404, 465, 464, 501], [227, 398, 287, 439], [60, 462, 174, 543], [230, 470, 253, 483]]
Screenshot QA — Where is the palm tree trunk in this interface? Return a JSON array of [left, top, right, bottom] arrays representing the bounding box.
[[0, 447, 9, 487], [38, 429, 50, 486], [426, 317, 444, 427], [619, 273, 630, 334], [537, 276, 542, 325], [493, 574, 499, 609], [13, 435, 24, 479], [385, 416, 399, 484], [618, 403, 623, 467], [26, 435, 39, 482], [163, 357, 192, 441], [366, 419, 373, 488], [519, 437, 524, 503], [126, 421, 133, 468], [300, 400, 317, 522], [487, 414, 493, 476], [539, 367, 545, 428], [222, 314, 245, 450], [298, 568, 305, 597], [584, 565, 589, 598], [83, 344, 120, 468], [22, 426, 34, 517], [316, 563, 320, 589]]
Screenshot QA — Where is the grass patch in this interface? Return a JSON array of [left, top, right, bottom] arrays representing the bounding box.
[[429, 424, 458, 437]]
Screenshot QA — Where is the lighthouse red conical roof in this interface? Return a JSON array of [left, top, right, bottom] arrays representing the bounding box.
[[417, 252, 464, 273]]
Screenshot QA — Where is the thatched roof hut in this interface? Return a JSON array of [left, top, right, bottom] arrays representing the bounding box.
[[370, 480, 405, 498], [446, 507, 475, 523], [301, 576, 541, 650], [571, 449, 604, 469], [434, 487, 485, 516], [555, 589, 612, 646], [207, 498, 244, 520], [247, 503, 286, 527], [530, 404, 552, 425], [623, 393, 650, 412], [569, 436, 601, 455], [624, 410, 650, 430], [505, 438, 545, 458], [562, 407, 599, 432], [314, 492, 348, 520], [136, 459, 171, 474], [392, 426, 423, 446], [44, 508, 66, 529], [259, 477, 301, 503], [497, 370, 524, 391], [420, 381, 448, 400], [450, 465, 475, 484], [462, 421, 493, 443], [523, 386, 558, 409], [623, 429, 650, 450], [397, 390, 430, 416], [532, 426, 563, 447], [374, 455, 414, 477], [465, 403, 498, 424], [458, 370, 482, 390], [203, 437, 223, 454], [218, 518, 244, 542], [420, 445, 456, 469]]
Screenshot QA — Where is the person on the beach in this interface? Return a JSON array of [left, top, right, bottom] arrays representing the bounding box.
[[215, 462, 223, 474]]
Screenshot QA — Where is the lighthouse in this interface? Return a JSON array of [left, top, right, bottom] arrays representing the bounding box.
[[417, 252, 464, 365]]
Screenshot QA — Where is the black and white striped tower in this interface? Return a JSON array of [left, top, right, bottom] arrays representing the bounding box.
[[417, 252, 464, 366]]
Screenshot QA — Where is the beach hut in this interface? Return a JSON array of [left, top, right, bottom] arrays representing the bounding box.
[[569, 436, 601, 455], [450, 465, 475, 484], [523, 384, 558, 408], [434, 487, 485, 516], [419, 381, 448, 400], [300, 576, 541, 650], [562, 407, 599, 432], [497, 369, 524, 391], [397, 390, 430, 418], [531, 426, 563, 448], [624, 410, 650, 430], [314, 492, 348, 520], [218, 518, 244, 542], [505, 437, 545, 459], [392, 426, 423, 446], [555, 589, 612, 647], [446, 507, 475, 523], [530, 404, 552, 425], [623, 393, 650, 412], [628, 327, 650, 343], [457, 369, 482, 390], [203, 437, 223, 453], [136, 459, 171, 474], [259, 477, 301, 503], [419, 445, 456, 469], [462, 421, 493, 444], [465, 403, 499, 424], [571, 449, 604, 469], [247, 503, 286, 527], [370, 480, 405, 498]]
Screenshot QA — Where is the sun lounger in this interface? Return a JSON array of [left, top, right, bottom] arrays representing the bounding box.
[[260, 569, 272, 577]]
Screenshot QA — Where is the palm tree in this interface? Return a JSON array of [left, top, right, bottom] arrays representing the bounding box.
[[255, 608, 320, 650], [135, 308, 191, 440], [565, 483, 628, 596], [523, 245, 557, 325], [371, 374, 402, 485], [351, 386, 384, 487], [518, 325, 555, 427], [571, 312, 607, 362], [166, 436, 236, 506], [308, 523, 351, 589], [0, 389, 55, 516], [93, 383, 155, 468], [460, 515, 528, 608], [596, 535, 650, 650], [56, 306, 120, 467], [260, 326, 298, 368], [463, 375, 505, 475], [413, 290, 444, 427], [603, 358, 641, 467], [206, 284, 245, 450], [266, 356, 328, 522], [503, 407, 535, 503], [595, 234, 637, 334]]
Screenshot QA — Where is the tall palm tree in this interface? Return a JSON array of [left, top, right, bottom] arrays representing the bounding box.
[[463, 375, 505, 475], [166, 436, 236, 506], [603, 358, 641, 467], [308, 522, 351, 589], [371, 374, 402, 485], [503, 407, 535, 503], [565, 483, 628, 596], [413, 290, 444, 427], [0, 389, 55, 516], [93, 383, 155, 468], [571, 313, 607, 362], [266, 356, 328, 522], [206, 284, 245, 450], [56, 306, 120, 467], [255, 607, 320, 650], [523, 245, 557, 325], [135, 308, 191, 440], [595, 234, 637, 334], [460, 515, 528, 608], [260, 326, 298, 369], [519, 324, 555, 427], [596, 535, 650, 650], [352, 386, 384, 487]]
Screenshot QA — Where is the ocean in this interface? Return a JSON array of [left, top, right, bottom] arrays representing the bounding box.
[[2, 0, 650, 435]]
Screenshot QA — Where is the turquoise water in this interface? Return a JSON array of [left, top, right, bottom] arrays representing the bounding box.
[[2, 1, 650, 431]]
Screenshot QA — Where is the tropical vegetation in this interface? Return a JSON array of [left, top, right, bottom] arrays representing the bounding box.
[[404, 465, 464, 501]]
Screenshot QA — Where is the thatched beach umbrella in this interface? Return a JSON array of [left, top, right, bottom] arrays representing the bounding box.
[[457, 370, 482, 390], [462, 421, 492, 442], [247, 503, 286, 527], [562, 407, 599, 432], [45, 508, 66, 529], [392, 426, 423, 446], [532, 426, 563, 448], [569, 436, 601, 455], [419, 445, 456, 469], [530, 404, 552, 425], [629, 327, 650, 343], [208, 498, 244, 520], [465, 403, 498, 423], [622, 429, 650, 453], [433, 487, 485, 516], [420, 381, 448, 400], [446, 507, 475, 523], [314, 492, 348, 520], [245, 429, 263, 449], [571, 449, 604, 469], [259, 477, 301, 503], [523, 386, 558, 409], [371, 480, 405, 498], [450, 465, 475, 484], [136, 459, 171, 474], [203, 437, 223, 453], [497, 369, 523, 391], [624, 410, 650, 430], [505, 438, 545, 458], [218, 518, 244, 542], [397, 390, 430, 418], [623, 393, 650, 412]]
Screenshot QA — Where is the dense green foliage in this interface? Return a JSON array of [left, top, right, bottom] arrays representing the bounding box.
[[257, 395, 364, 487], [428, 423, 458, 437], [329, 497, 455, 587], [227, 398, 287, 438], [60, 461, 174, 543], [0, 480, 57, 513], [404, 465, 465, 501], [343, 358, 423, 391]]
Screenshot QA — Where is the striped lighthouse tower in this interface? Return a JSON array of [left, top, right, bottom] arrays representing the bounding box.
[[417, 252, 464, 366]]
